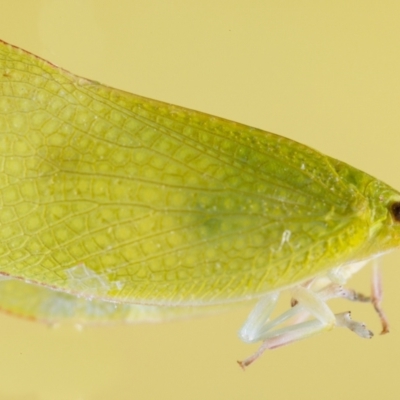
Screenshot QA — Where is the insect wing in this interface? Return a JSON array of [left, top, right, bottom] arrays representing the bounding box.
[[0, 41, 370, 306]]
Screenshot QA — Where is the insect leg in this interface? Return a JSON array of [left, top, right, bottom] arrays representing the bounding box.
[[238, 286, 336, 369], [335, 312, 373, 338], [238, 292, 279, 343], [319, 263, 389, 334], [371, 261, 389, 334], [306, 282, 373, 338], [315, 282, 370, 302], [237, 284, 374, 369]]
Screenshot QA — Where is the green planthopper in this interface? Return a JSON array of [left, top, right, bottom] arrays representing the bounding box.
[[0, 40, 398, 368]]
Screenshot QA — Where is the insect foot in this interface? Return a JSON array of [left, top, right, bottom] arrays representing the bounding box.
[[335, 312, 373, 338]]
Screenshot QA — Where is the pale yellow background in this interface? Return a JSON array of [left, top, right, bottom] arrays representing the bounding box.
[[0, 1, 399, 399]]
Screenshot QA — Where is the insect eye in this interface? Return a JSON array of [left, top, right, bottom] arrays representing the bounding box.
[[391, 202, 400, 222]]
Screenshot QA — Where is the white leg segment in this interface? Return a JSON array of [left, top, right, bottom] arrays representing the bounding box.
[[238, 292, 280, 343], [238, 277, 374, 369]]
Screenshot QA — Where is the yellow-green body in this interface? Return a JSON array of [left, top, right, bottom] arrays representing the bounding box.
[[0, 40, 400, 323]]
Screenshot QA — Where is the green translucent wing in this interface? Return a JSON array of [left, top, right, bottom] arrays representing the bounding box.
[[0, 279, 235, 324], [0, 41, 375, 306]]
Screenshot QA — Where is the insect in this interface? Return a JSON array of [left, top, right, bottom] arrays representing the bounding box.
[[0, 40, 399, 368]]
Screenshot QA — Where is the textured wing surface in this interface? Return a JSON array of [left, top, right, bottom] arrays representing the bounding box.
[[0, 41, 370, 305]]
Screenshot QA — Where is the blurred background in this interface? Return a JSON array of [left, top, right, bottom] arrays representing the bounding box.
[[1, 1, 400, 399]]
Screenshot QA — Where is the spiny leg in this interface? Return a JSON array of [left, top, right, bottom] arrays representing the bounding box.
[[238, 286, 336, 369], [335, 312, 373, 338], [237, 284, 372, 369], [323, 263, 389, 334], [302, 283, 373, 338], [289, 282, 370, 326]]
